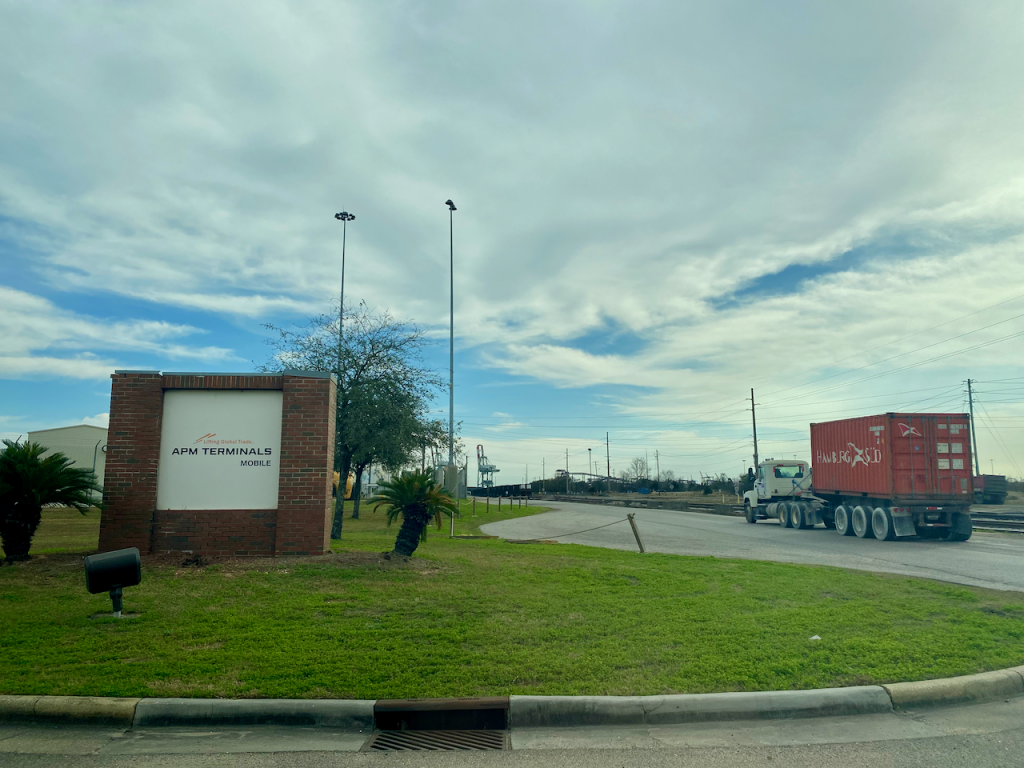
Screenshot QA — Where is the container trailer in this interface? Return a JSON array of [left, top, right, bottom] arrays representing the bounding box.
[[742, 413, 974, 542]]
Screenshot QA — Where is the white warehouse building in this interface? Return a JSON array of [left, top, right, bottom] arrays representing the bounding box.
[[25, 424, 108, 489]]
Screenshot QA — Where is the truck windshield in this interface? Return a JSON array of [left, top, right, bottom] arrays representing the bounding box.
[[773, 465, 804, 478]]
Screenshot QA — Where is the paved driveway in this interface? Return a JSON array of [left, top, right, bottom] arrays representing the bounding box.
[[482, 500, 1024, 592]]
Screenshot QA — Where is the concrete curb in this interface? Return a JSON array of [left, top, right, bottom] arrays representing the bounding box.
[[882, 666, 1024, 709], [509, 686, 893, 728], [1, 666, 1021, 729], [0, 695, 139, 726], [133, 698, 374, 729]]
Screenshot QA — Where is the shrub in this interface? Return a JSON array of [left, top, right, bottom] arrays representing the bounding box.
[[0, 440, 101, 562]]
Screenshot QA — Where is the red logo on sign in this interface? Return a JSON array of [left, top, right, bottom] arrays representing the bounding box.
[[897, 423, 921, 437]]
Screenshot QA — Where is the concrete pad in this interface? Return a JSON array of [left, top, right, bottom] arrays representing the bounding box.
[[906, 694, 1024, 734], [643, 686, 892, 723], [0, 724, 127, 754], [648, 711, 938, 748], [32, 696, 139, 726], [883, 668, 1024, 708], [132, 698, 375, 729], [512, 712, 939, 750], [510, 696, 646, 727], [511, 726, 658, 750], [101, 726, 369, 754]]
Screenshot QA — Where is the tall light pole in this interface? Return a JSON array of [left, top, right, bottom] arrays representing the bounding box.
[[333, 211, 355, 381], [446, 199, 457, 466]]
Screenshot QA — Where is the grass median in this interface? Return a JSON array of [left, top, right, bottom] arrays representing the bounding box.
[[1, 503, 1022, 700]]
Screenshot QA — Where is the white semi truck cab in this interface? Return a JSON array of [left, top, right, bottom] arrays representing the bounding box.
[[742, 459, 832, 528]]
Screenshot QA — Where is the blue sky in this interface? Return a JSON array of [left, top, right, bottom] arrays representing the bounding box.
[[1, 1, 1023, 481]]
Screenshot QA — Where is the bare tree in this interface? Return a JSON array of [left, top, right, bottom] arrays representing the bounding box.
[[629, 456, 649, 481]]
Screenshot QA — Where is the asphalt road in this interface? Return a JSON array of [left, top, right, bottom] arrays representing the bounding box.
[[481, 500, 1024, 592], [1, 697, 1022, 767]]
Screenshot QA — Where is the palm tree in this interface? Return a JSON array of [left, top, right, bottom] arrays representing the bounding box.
[[0, 439, 101, 562], [372, 470, 458, 558]]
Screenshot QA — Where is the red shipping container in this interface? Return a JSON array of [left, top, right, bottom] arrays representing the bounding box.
[[810, 413, 973, 504]]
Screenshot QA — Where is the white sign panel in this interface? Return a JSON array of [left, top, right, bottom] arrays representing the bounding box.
[[157, 390, 283, 510]]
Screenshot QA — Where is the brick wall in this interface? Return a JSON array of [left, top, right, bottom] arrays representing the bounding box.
[[98, 370, 336, 558], [99, 372, 164, 552], [153, 509, 276, 556], [275, 373, 336, 555]]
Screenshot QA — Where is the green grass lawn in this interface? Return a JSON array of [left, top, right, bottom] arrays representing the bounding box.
[[29, 507, 102, 554], [1, 502, 1023, 700]]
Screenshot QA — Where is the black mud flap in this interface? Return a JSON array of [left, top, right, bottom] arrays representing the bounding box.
[[946, 512, 973, 541]]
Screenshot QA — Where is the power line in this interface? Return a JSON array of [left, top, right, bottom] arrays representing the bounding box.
[[765, 328, 1024, 406], [754, 293, 1024, 399], [975, 399, 1024, 478]]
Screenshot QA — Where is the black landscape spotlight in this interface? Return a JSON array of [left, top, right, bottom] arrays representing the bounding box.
[[84, 547, 141, 617]]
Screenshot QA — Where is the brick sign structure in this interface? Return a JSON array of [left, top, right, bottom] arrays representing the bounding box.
[[99, 370, 336, 557]]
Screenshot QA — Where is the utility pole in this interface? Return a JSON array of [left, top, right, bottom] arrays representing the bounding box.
[[566, 449, 570, 494], [655, 450, 660, 485], [542, 457, 545, 493], [967, 379, 981, 476], [588, 448, 592, 477], [606, 432, 611, 494], [750, 388, 760, 471]]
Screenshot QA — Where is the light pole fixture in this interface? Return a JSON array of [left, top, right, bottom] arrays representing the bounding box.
[[334, 211, 355, 382], [445, 199, 456, 466]]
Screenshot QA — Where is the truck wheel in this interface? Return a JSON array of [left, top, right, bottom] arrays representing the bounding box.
[[777, 502, 792, 528], [793, 502, 813, 529], [744, 501, 757, 523], [835, 505, 854, 536], [852, 505, 875, 538], [871, 507, 897, 541]]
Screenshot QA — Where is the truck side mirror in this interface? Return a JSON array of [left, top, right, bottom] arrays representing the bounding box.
[[747, 468, 754, 479], [85, 547, 141, 617]]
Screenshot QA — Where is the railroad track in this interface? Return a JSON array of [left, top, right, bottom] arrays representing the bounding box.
[[971, 516, 1024, 534]]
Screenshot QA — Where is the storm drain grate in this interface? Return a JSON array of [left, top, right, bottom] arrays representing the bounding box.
[[365, 729, 509, 751]]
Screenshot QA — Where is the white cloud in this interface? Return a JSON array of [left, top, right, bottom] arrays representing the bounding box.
[[0, 356, 118, 381], [81, 413, 110, 428], [0, 286, 240, 380]]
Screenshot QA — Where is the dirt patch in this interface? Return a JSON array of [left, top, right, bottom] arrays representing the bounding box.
[[160, 549, 442, 575], [0, 552, 88, 577]]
